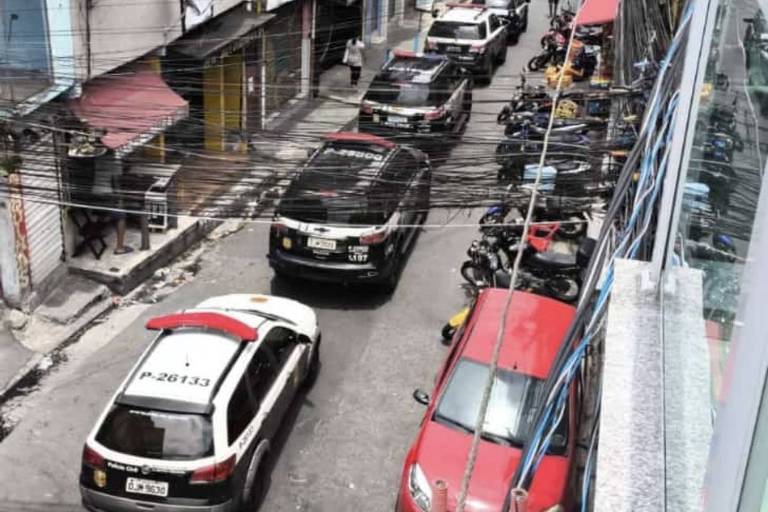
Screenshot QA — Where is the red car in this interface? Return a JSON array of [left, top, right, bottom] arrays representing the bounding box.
[[397, 288, 577, 512]]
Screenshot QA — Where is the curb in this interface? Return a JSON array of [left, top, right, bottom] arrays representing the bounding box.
[[0, 298, 115, 406]]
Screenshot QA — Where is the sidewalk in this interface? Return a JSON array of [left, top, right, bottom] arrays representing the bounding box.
[[250, 14, 439, 189], [0, 319, 32, 395], [0, 275, 113, 398]]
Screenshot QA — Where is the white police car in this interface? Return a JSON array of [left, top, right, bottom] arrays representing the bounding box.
[[79, 294, 320, 512], [425, 4, 509, 81]]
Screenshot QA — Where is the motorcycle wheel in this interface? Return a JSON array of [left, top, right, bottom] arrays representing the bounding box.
[[480, 210, 505, 227], [441, 323, 456, 341], [460, 261, 490, 288], [528, 55, 545, 72], [557, 216, 587, 239], [544, 277, 580, 303]]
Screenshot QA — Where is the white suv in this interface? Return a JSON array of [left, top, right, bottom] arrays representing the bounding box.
[[425, 4, 509, 81], [79, 294, 320, 512]]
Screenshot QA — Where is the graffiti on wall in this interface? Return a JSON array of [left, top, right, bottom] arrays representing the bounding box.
[[7, 172, 31, 293]]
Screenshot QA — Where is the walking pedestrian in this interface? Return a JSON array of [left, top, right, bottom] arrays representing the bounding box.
[[548, 0, 559, 18], [344, 36, 365, 88]]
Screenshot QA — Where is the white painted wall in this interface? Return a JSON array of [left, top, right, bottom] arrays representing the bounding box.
[[70, 0, 243, 81]]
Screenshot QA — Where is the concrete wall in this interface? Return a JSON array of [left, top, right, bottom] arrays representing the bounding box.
[[70, 0, 243, 81], [0, 193, 22, 306]]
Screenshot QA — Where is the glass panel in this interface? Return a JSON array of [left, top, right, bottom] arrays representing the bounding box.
[[664, 0, 768, 508], [96, 405, 213, 460], [0, 0, 52, 103], [669, 0, 767, 411]]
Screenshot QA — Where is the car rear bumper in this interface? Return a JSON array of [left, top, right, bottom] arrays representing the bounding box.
[[446, 54, 486, 72], [358, 119, 451, 136], [268, 249, 395, 284], [81, 486, 235, 512]]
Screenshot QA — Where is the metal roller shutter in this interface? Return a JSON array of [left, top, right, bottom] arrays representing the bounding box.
[[21, 139, 64, 287], [264, 2, 303, 116]]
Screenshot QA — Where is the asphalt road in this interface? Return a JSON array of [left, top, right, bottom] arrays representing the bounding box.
[[0, 4, 550, 511]]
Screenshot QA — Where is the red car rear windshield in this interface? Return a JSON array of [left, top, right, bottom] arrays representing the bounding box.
[[434, 358, 567, 451], [96, 405, 213, 460]]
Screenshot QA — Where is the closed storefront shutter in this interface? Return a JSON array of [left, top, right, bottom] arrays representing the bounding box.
[[314, 0, 362, 71], [21, 141, 64, 287], [264, 2, 303, 117]]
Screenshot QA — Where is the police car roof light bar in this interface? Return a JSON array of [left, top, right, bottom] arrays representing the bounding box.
[[146, 312, 259, 341], [446, 3, 485, 9], [326, 131, 396, 149], [392, 49, 445, 61], [393, 49, 417, 58]]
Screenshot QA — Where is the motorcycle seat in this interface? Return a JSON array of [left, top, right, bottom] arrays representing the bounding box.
[[530, 251, 576, 270]]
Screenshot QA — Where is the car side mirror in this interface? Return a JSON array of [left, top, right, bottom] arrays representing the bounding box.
[[432, 8, 439, 18], [413, 389, 430, 405]]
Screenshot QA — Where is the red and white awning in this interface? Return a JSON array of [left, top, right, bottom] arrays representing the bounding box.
[[574, 0, 620, 26], [69, 65, 188, 158]]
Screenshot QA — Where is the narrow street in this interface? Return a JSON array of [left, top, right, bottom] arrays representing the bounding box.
[[0, 4, 550, 511]]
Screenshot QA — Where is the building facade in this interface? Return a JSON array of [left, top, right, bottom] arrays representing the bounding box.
[[1, 0, 76, 307]]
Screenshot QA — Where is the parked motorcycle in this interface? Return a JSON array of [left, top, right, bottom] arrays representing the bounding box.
[[499, 111, 596, 137], [459, 233, 594, 303], [528, 40, 567, 71]]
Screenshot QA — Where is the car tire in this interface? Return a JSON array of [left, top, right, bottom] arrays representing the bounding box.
[[482, 57, 493, 84], [242, 464, 268, 511], [381, 265, 400, 294], [463, 91, 473, 124], [272, 268, 295, 283], [522, 10, 528, 31], [303, 338, 321, 389], [497, 46, 507, 64], [417, 179, 431, 220], [509, 30, 520, 45]]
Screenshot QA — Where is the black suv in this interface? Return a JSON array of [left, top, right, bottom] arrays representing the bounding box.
[[358, 51, 472, 139], [472, 0, 529, 43], [268, 132, 431, 291]]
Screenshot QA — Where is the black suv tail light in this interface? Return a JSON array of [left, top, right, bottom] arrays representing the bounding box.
[[190, 455, 236, 485], [271, 221, 289, 234], [360, 228, 388, 245], [424, 106, 447, 121]]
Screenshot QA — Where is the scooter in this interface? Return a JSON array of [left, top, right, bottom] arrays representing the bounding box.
[[442, 306, 470, 341]]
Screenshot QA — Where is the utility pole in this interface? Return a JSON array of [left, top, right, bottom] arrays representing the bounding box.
[[85, 0, 93, 79]]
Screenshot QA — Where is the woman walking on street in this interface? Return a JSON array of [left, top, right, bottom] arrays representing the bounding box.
[[548, 0, 559, 17], [344, 36, 365, 88]]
